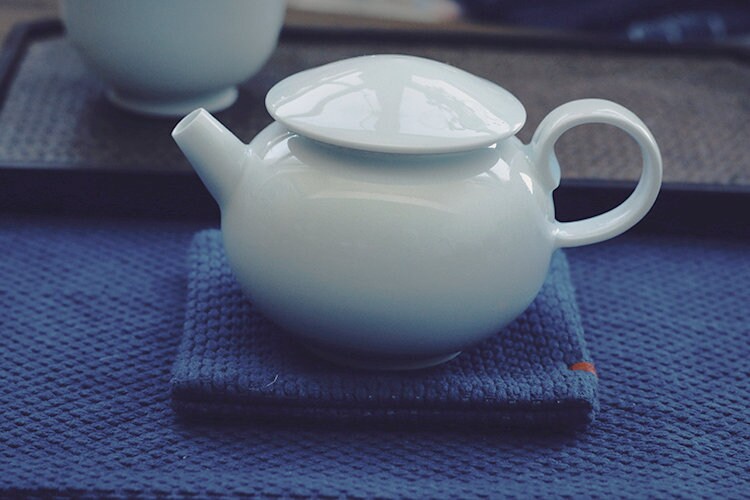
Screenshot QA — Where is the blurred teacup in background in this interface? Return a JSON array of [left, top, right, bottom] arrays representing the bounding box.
[[60, 0, 286, 117]]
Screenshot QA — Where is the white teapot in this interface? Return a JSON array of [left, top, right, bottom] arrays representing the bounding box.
[[172, 55, 662, 370]]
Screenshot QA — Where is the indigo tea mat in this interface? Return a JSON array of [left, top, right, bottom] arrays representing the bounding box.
[[170, 230, 598, 428]]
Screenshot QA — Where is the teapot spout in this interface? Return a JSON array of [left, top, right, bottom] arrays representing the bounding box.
[[172, 108, 247, 207]]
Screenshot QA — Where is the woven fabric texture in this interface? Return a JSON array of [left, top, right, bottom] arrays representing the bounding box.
[[1, 215, 749, 497], [0, 33, 749, 184], [171, 230, 597, 428]]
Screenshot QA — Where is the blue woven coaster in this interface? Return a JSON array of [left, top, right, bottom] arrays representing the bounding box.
[[170, 230, 598, 428]]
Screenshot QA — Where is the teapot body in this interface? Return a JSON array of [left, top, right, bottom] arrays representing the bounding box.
[[173, 56, 662, 369], [221, 122, 557, 368]]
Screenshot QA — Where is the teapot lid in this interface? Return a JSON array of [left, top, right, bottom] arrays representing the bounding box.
[[266, 55, 526, 154]]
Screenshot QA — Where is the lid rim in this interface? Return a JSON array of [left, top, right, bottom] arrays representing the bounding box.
[[279, 123, 519, 155]]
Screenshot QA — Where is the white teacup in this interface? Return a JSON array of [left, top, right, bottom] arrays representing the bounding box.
[[60, 0, 286, 116]]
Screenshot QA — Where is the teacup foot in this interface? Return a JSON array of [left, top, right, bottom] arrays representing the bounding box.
[[106, 86, 239, 117], [304, 344, 462, 371]]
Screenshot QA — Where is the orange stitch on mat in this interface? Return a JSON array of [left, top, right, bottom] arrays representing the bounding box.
[[570, 362, 597, 376]]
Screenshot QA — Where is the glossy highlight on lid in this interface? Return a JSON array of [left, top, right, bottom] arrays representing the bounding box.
[[266, 55, 527, 154]]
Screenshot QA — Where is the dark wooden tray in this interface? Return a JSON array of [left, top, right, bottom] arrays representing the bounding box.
[[0, 20, 746, 239]]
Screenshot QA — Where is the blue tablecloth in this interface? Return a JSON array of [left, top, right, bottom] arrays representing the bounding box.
[[1, 214, 748, 497]]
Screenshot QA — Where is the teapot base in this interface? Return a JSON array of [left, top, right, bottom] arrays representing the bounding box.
[[304, 344, 462, 371], [106, 86, 238, 117]]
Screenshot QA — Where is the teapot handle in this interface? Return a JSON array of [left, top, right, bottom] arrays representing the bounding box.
[[531, 99, 662, 248]]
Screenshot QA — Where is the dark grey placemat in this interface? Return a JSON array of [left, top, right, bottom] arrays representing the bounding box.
[[0, 31, 748, 184]]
